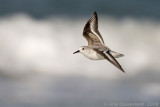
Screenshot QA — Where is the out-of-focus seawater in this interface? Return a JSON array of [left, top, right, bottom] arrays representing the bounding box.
[[0, 14, 160, 107]]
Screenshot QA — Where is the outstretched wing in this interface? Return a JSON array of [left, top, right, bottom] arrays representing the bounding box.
[[95, 49, 125, 73], [83, 11, 105, 46]]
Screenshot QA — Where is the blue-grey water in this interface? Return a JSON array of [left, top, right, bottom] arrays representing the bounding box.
[[0, 0, 160, 107], [1, 0, 160, 19]]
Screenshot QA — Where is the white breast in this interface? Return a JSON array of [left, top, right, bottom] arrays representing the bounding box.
[[81, 49, 104, 60]]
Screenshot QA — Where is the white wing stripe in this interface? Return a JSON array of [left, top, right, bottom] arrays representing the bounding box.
[[91, 29, 104, 44]]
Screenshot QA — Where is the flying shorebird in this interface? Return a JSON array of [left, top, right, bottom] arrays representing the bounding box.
[[73, 11, 125, 73]]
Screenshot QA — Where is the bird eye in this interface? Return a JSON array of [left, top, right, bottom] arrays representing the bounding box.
[[82, 48, 84, 50]]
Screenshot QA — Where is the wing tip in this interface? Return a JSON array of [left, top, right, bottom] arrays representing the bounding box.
[[88, 11, 97, 21], [122, 69, 125, 73], [93, 11, 97, 15], [120, 67, 125, 73], [93, 11, 97, 18]]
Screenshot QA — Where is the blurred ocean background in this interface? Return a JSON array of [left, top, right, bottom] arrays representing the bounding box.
[[0, 0, 160, 107]]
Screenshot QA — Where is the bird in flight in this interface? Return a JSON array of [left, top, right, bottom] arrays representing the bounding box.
[[73, 11, 125, 73]]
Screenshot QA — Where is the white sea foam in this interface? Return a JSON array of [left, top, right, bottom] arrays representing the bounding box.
[[0, 14, 159, 78], [0, 14, 160, 106]]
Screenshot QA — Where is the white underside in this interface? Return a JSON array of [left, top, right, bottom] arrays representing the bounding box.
[[81, 49, 105, 60]]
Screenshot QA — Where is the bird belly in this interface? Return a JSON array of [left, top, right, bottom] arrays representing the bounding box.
[[82, 50, 104, 60]]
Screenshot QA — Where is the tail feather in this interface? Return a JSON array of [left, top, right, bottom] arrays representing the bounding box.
[[111, 51, 124, 58]]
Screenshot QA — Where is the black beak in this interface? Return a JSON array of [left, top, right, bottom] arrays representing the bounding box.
[[73, 50, 80, 54]]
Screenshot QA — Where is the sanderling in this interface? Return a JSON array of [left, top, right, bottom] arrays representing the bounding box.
[[73, 11, 125, 73]]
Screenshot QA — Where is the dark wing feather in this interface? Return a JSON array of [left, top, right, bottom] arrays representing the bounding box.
[[83, 11, 105, 46], [94, 49, 125, 73]]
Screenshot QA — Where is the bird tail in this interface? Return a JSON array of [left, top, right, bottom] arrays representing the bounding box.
[[110, 51, 124, 58]]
